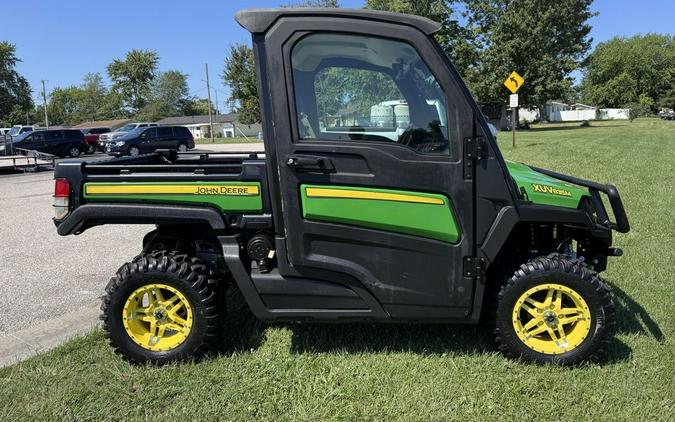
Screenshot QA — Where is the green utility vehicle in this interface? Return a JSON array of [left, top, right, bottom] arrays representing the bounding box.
[[53, 8, 629, 365]]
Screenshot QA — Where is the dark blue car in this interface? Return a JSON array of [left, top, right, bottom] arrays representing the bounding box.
[[12, 129, 86, 157], [105, 126, 195, 156]]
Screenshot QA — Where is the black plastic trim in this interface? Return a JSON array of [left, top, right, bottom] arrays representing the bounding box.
[[219, 235, 383, 321], [235, 8, 441, 34], [55, 203, 226, 235]]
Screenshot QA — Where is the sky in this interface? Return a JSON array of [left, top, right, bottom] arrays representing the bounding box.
[[3, 0, 674, 111]]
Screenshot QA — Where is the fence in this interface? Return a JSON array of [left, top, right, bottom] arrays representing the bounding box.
[[520, 107, 631, 123]]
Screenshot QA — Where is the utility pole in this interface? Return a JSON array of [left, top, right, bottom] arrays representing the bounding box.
[[41, 80, 49, 129], [205, 63, 215, 142], [213, 88, 219, 115]]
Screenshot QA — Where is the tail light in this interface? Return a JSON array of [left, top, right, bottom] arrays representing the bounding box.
[[53, 178, 71, 220]]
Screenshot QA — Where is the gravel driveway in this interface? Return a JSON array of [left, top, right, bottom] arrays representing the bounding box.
[[0, 144, 263, 334]]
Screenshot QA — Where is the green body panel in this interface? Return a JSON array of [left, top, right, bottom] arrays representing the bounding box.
[[300, 185, 461, 243], [83, 181, 263, 212], [505, 160, 588, 208]]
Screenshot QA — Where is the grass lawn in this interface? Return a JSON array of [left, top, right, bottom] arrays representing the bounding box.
[[194, 136, 262, 144], [1, 119, 673, 421]]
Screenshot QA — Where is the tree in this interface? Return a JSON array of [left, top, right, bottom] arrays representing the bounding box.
[[183, 98, 215, 116], [47, 86, 82, 126], [462, 0, 594, 111], [222, 44, 259, 124], [107, 49, 159, 114], [659, 88, 675, 110], [138, 70, 192, 121], [0, 41, 33, 126], [581, 34, 675, 110], [78, 73, 109, 121]]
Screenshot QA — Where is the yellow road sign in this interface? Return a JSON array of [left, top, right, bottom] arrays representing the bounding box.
[[504, 71, 524, 94]]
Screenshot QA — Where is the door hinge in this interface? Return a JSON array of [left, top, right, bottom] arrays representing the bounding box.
[[463, 257, 486, 282], [464, 136, 488, 161], [463, 136, 487, 180]]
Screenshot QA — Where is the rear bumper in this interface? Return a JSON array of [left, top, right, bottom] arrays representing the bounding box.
[[530, 166, 630, 233]]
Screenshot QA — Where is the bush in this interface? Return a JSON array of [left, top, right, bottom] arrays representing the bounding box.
[[628, 94, 657, 120]]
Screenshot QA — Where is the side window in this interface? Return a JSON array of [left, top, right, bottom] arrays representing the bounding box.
[[46, 131, 62, 140], [144, 128, 157, 138], [158, 127, 173, 136], [291, 33, 452, 156]]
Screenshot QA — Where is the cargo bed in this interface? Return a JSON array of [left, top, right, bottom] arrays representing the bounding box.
[[53, 150, 273, 235]]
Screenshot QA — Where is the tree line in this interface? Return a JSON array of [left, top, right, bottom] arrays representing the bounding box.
[[2, 0, 674, 127], [224, 0, 675, 123], [0, 46, 215, 127]]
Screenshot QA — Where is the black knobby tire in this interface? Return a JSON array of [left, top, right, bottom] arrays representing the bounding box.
[[494, 254, 615, 365], [101, 251, 222, 364]]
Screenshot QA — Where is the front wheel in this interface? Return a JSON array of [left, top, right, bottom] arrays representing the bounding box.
[[85, 144, 95, 154], [494, 255, 615, 365], [177, 143, 188, 152], [101, 252, 222, 364], [128, 146, 141, 157]]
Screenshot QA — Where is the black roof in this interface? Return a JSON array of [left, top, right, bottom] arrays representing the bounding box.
[[235, 8, 441, 35]]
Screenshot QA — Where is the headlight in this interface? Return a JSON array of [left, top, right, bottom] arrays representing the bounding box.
[[114, 141, 126, 146]]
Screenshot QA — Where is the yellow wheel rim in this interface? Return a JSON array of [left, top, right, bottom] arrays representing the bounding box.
[[512, 283, 591, 355], [122, 283, 193, 352]]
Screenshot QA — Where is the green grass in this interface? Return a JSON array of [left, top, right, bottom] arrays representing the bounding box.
[[1, 118, 674, 421], [194, 136, 262, 144]]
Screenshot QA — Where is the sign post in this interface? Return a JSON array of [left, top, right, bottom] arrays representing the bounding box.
[[504, 71, 525, 148]]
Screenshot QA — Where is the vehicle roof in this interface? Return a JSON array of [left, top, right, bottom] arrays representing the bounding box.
[[235, 8, 441, 35]]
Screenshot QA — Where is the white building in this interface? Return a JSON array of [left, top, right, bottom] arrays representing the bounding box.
[[157, 114, 263, 139]]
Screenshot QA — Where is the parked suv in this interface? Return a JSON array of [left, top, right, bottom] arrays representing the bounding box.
[[99, 122, 158, 148], [12, 129, 85, 157], [80, 127, 111, 154], [105, 125, 195, 156]]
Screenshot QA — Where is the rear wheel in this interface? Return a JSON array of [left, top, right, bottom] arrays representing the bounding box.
[[67, 145, 81, 157], [494, 255, 615, 364], [101, 252, 222, 364], [128, 146, 141, 157], [85, 144, 95, 154]]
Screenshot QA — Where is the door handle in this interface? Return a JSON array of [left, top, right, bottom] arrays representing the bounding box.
[[286, 154, 335, 173]]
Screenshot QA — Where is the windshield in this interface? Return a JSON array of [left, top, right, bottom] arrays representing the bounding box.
[[120, 127, 145, 138], [117, 124, 137, 132], [80, 128, 91, 135], [9, 127, 22, 136]]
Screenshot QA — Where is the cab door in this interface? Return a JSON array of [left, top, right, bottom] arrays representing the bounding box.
[[259, 19, 478, 319]]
